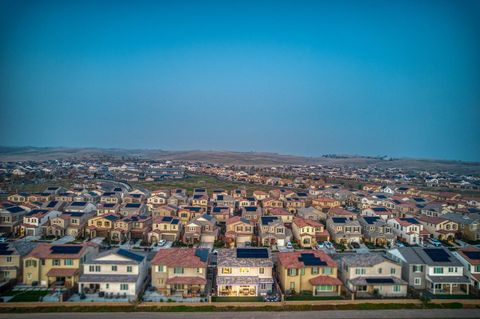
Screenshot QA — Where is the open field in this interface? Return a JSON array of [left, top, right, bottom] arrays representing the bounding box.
[[0, 178, 74, 194], [1, 146, 479, 175]]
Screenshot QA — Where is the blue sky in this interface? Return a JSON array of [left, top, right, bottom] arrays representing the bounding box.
[[1, 0, 479, 161]]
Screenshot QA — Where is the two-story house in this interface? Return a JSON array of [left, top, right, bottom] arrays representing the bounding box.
[[326, 217, 362, 244], [19, 209, 61, 237], [23, 243, 98, 288], [225, 216, 254, 248], [148, 216, 181, 243], [79, 248, 147, 300], [339, 253, 407, 297], [0, 205, 29, 235], [453, 246, 480, 292], [278, 251, 342, 296], [85, 214, 120, 239], [358, 216, 395, 247], [183, 214, 219, 244], [151, 248, 208, 297], [0, 242, 21, 283], [292, 217, 329, 248], [388, 217, 428, 246], [216, 248, 274, 297], [241, 206, 262, 225], [259, 216, 290, 247], [416, 215, 458, 242], [387, 247, 471, 295]]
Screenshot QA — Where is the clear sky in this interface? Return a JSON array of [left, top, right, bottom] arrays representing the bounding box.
[[1, 0, 479, 161]]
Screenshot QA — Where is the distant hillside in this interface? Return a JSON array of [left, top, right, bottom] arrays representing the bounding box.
[[0, 146, 479, 175]]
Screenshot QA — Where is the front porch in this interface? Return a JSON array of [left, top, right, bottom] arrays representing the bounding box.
[[217, 284, 257, 296], [428, 280, 470, 295]]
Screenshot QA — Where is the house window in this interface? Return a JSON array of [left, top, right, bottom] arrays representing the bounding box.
[[196, 268, 202, 274], [290, 282, 295, 290], [323, 267, 332, 275], [316, 285, 333, 291], [240, 267, 249, 273], [127, 266, 133, 273], [357, 285, 367, 292], [260, 283, 266, 290], [288, 268, 298, 276], [311, 267, 319, 275], [106, 283, 109, 289], [157, 265, 165, 272], [222, 268, 232, 274], [412, 265, 423, 273], [259, 267, 265, 274], [414, 277, 421, 285], [378, 268, 383, 274], [390, 268, 396, 275], [6, 257, 12, 263], [95, 265, 101, 272], [174, 267, 184, 274], [112, 265, 118, 271], [393, 285, 401, 293], [89, 265, 95, 272], [52, 259, 60, 266], [355, 268, 366, 275], [64, 259, 73, 266], [433, 267, 443, 274], [120, 284, 128, 290]]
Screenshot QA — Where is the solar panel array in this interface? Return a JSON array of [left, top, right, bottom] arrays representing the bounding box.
[[195, 248, 209, 262], [365, 278, 395, 284], [424, 248, 450, 262], [71, 201, 86, 206], [236, 248, 269, 259], [400, 218, 419, 224], [245, 206, 257, 212], [261, 216, 278, 225], [117, 249, 144, 262], [47, 201, 58, 208], [125, 203, 141, 208], [363, 216, 380, 224], [463, 251, 480, 260], [50, 245, 82, 254], [0, 243, 13, 256], [332, 217, 347, 223], [298, 253, 327, 266]]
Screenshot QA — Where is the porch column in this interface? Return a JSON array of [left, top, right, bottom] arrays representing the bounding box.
[[466, 284, 469, 295], [449, 283, 452, 295]]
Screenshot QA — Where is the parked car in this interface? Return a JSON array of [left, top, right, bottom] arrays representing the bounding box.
[[316, 242, 325, 249], [428, 238, 442, 247], [158, 239, 167, 247], [286, 242, 293, 249], [351, 242, 360, 249], [396, 241, 405, 247], [0, 237, 6, 243]]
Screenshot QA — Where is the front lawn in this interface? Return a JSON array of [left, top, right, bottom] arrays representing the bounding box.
[[7, 290, 49, 302]]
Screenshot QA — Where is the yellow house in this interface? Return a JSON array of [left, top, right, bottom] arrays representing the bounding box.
[[277, 251, 342, 296], [23, 243, 98, 288], [191, 194, 208, 207], [7, 193, 28, 203], [85, 214, 120, 238], [151, 248, 207, 296], [292, 217, 330, 248], [0, 243, 21, 283], [148, 216, 181, 243]]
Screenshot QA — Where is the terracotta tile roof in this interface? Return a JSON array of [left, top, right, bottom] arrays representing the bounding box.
[[226, 215, 251, 225], [46, 268, 78, 277], [309, 275, 342, 286], [293, 217, 322, 228], [151, 248, 207, 268], [457, 246, 480, 266], [165, 276, 206, 285], [417, 215, 448, 225], [278, 251, 337, 268], [26, 243, 95, 259]]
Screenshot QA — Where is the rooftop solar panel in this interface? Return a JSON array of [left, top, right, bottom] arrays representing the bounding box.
[[372, 207, 387, 212], [116, 249, 144, 262], [236, 248, 269, 259], [195, 248, 209, 262], [401, 218, 419, 224], [363, 216, 380, 224], [245, 206, 257, 212], [47, 201, 58, 208], [6, 206, 24, 213], [298, 253, 327, 266], [125, 203, 141, 208], [162, 216, 173, 222], [332, 217, 347, 223], [424, 248, 450, 262], [71, 201, 86, 206], [50, 245, 82, 255], [261, 216, 278, 225], [365, 278, 395, 284], [463, 251, 480, 260], [171, 219, 180, 225]]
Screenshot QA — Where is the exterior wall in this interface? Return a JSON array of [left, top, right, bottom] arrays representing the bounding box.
[[278, 264, 339, 295]]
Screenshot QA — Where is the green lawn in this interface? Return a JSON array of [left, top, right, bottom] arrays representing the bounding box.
[[6, 290, 49, 302]]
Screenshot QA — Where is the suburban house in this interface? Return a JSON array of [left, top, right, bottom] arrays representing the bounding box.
[[96, 203, 120, 216], [297, 207, 327, 222], [118, 203, 147, 217], [216, 248, 274, 297], [258, 216, 290, 247], [7, 193, 29, 204], [326, 217, 362, 244], [269, 208, 294, 224], [292, 217, 330, 248], [0, 242, 21, 283], [241, 206, 262, 225], [64, 201, 96, 214], [387, 247, 471, 295], [100, 192, 122, 204], [358, 216, 395, 247], [18, 209, 62, 237], [23, 243, 98, 288], [263, 199, 284, 212], [0, 205, 29, 235], [150, 204, 177, 218], [285, 197, 306, 213], [210, 206, 231, 223], [238, 197, 258, 207], [442, 213, 480, 242], [253, 191, 269, 201], [178, 206, 204, 224], [361, 207, 396, 221], [453, 246, 480, 292], [277, 251, 342, 296], [86, 214, 120, 239], [312, 198, 341, 211], [148, 216, 181, 243], [338, 253, 407, 298], [79, 248, 147, 301], [40, 200, 67, 212], [388, 217, 428, 246], [191, 194, 209, 208], [416, 215, 458, 241], [225, 216, 254, 248], [215, 195, 236, 209], [183, 214, 219, 244], [151, 248, 208, 297]]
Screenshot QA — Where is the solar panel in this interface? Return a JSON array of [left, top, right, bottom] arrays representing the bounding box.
[[424, 248, 450, 262], [171, 219, 180, 225], [372, 207, 387, 212], [6, 206, 24, 213], [195, 248, 209, 262], [363, 216, 380, 224], [217, 195, 224, 200], [332, 217, 347, 223], [125, 203, 140, 208], [50, 245, 82, 254], [463, 251, 480, 260], [117, 249, 144, 262], [401, 218, 419, 224], [47, 201, 58, 208], [365, 278, 395, 284], [245, 206, 257, 212], [0, 243, 13, 255], [261, 216, 277, 225], [298, 253, 327, 266], [71, 201, 86, 206], [236, 248, 268, 259], [163, 216, 173, 222]]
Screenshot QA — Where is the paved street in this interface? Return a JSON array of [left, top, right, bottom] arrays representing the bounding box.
[[1, 310, 480, 319]]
